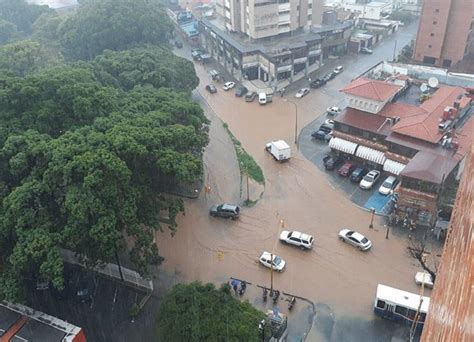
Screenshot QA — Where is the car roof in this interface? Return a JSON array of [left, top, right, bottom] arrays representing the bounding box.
[[367, 170, 379, 176], [292, 231, 312, 240], [261, 251, 275, 259], [384, 176, 397, 183], [221, 204, 237, 210], [351, 232, 365, 241]]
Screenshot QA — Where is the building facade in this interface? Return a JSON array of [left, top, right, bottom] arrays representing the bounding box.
[[413, 0, 474, 68], [420, 144, 473, 341], [216, 0, 324, 40]]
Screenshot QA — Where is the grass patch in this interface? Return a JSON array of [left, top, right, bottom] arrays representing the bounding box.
[[223, 123, 265, 184]]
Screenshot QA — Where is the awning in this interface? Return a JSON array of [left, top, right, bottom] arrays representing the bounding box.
[[383, 159, 406, 175], [329, 137, 358, 155], [355, 145, 386, 165]]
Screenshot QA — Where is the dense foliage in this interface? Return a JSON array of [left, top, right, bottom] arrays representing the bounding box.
[[0, 1, 206, 301], [157, 283, 266, 341], [58, 0, 172, 60], [0, 0, 52, 38]]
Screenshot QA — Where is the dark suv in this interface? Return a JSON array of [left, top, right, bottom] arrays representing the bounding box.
[[235, 86, 248, 97], [210, 204, 240, 219], [310, 78, 326, 88], [323, 155, 344, 170], [350, 167, 369, 183]]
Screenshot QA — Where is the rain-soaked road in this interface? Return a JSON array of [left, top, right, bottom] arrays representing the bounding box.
[[157, 22, 427, 340]]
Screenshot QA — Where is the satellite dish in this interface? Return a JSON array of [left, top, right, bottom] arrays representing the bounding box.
[[420, 83, 428, 92], [428, 77, 439, 88]]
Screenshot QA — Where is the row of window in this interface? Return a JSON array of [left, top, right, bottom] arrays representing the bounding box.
[[349, 98, 380, 112]]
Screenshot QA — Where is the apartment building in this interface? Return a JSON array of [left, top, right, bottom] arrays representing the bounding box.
[[216, 0, 324, 40], [413, 0, 474, 68]]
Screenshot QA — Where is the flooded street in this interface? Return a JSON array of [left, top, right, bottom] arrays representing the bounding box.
[[157, 23, 430, 339]]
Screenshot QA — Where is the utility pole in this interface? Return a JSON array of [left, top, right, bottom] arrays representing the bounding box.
[[369, 208, 375, 228], [270, 252, 274, 296], [246, 172, 250, 203], [284, 99, 298, 147], [409, 279, 425, 341], [393, 39, 398, 62]]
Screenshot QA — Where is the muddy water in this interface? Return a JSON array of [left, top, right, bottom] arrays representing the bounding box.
[[156, 61, 429, 320]]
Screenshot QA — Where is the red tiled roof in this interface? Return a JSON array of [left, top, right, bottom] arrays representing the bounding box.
[[390, 86, 468, 143], [340, 78, 402, 102], [401, 150, 458, 184], [334, 107, 391, 135]]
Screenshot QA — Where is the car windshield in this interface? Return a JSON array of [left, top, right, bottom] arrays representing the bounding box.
[[273, 257, 282, 265], [364, 174, 374, 181], [361, 238, 369, 244], [382, 181, 392, 188]]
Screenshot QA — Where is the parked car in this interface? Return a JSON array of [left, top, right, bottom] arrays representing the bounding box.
[[327, 106, 341, 116], [350, 167, 369, 183], [209, 204, 241, 219], [378, 176, 399, 195], [360, 47, 373, 54], [310, 78, 326, 88], [338, 162, 356, 177], [235, 85, 248, 97], [280, 230, 314, 250], [223, 81, 235, 90], [205, 84, 217, 94], [360, 170, 381, 189], [259, 251, 286, 271], [323, 154, 344, 170], [338, 229, 372, 251], [295, 88, 310, 98], [333, 66, 344, 74], [174, 40, 183, 48], [323, 72, 336, 82], [245, 91, 257, 102], [323, 119, 335, 129], [312, 126, 332, 140], [415, 271, 434, 288], [319, 122, 334, 131], [75, 275, 97, 303]]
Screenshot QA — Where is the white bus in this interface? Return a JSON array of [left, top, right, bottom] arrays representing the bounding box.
[[374, 284, 430, 331]]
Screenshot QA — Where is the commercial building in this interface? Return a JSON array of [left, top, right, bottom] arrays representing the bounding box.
[[413, 0, 474, 68], [199, 18, 353, 87], [0, 302, 86, 341], [215, 0, 324, 40], [420, 143, 473, 341], [330, 66, 472, 225]]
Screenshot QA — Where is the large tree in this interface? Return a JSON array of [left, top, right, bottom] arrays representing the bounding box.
[[58, 0, 172, 60], [91, 47, 200, 92], [157, 282, 267, 341], [0, 0, 52, 36]]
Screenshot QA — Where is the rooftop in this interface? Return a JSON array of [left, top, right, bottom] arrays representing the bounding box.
[[400, 150, 459, 184], [340, 78, 402, 102]]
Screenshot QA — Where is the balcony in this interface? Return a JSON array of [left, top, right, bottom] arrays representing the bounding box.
[[278, 3, 290, 12]]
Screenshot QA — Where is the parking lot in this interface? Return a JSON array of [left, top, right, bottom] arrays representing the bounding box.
[[299, 114, 395, 215]]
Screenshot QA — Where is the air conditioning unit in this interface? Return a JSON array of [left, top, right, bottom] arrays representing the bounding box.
[[438, 120, 452, 131]]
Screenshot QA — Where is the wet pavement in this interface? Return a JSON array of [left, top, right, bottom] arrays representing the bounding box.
[[157, 21, 432, 341]]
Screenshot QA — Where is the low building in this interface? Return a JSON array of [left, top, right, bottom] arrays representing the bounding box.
[[0, 302, 86, 341], [330, 74, 472, 225]]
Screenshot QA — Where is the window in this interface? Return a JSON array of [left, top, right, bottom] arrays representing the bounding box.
[[443, 59, 452, 67], [430, 33, 434, 37], [423, 56, 436, 64], [428, 45, 432, 48], [435, 9, 439, 13], [433, 21, 437, 25], [376, 300, 385, 309], [395, 305, 408, 316]]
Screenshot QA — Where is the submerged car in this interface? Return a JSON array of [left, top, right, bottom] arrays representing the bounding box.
[[338, 162, 356, 177], [295, 88, 310, 98], [205, 84, 217, 94], [323, 155, 344, 170], [379, 176, 399, 195], [209, 204, 240, 219], [280, 231, 314, 250], [350, 167, 369, 183], [360, 170, 381, 189], [310, 78, 326, 88], [259, 251, 286, 271], [338, 229, 372, 251], [235, 85, 248, 97], [327, 106, 341, 116], [223, 81, 235, 90]]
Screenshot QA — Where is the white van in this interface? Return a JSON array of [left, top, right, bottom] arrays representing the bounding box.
[[258, 92, 267, 105]]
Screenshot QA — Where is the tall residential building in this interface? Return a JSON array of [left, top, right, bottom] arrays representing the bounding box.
[[413, 0, 474, 68], [216, 0, 324, 40]]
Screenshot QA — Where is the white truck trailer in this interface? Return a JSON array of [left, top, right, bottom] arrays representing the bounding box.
[[265, 140, 291, 162]]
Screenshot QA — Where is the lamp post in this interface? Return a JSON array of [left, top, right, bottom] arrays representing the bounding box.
[[369, 208, 375, 229], [385, 224, 389, 239], [284, 99, 298, 146]]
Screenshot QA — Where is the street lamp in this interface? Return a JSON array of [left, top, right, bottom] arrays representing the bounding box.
[[369, 208, 375, 229], [258, 319, 266, 342], [284, 99, 298, 146]]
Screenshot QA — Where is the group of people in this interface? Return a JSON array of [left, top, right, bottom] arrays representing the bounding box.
[[230, 279, 246, 296]]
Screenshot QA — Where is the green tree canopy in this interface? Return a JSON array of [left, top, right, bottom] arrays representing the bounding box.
[[0, 18, 18, 44], [0, 40, 64, 76], [0, 0, 52, 36], [157, 282, 266, 341], [91, 47, 199, 92], [58, 0, 172, 60]]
